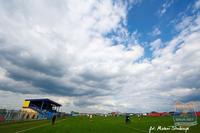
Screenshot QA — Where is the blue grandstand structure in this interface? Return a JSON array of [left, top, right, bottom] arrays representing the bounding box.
[[21, 98, 62, 119]]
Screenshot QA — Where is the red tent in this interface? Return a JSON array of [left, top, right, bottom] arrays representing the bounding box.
[[196, 112, 200, 116], [147, 112, 169, 116]]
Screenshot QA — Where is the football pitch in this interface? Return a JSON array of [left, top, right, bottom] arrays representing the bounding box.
[[0, 116, 199, 133]]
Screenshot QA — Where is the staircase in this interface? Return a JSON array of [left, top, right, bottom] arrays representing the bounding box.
[[29, 104, 48, 119]]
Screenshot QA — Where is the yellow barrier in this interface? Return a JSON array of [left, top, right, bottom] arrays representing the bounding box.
[[22, 101, 30, 108]]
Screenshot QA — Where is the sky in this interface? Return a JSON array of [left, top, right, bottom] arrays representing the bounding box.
[[0, 0, 200, 113]]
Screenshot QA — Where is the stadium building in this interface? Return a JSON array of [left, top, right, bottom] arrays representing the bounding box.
[[21, 98, 61, 119]]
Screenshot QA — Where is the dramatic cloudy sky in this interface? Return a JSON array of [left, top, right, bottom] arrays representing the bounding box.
[[0, 0, 200, 113]]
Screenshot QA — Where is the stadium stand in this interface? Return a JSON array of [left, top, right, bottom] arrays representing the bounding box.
[[0, 98, 62, 123], [21, 98, 62, 119]]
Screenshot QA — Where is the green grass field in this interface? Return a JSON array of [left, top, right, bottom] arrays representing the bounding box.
[[0, 116, 199, 133]]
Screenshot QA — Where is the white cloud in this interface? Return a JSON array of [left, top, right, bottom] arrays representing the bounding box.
[[158, 0, 174, 16], [0, 0, 200, 113], [194, 0, 200, 9], [0, 0, 144, 112], [150, 39, 162, 51], [152, 27, 161, 36], [175, 16, 194, 31]]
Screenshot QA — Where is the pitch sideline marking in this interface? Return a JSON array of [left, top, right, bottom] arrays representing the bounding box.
[[0, 120, 47, 128], [15, 123, 49, 133], [119, 124, 148, 133], [15, 119, 66, 133]]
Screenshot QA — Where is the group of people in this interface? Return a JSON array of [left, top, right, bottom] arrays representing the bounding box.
[[51, 114, 132, 126]]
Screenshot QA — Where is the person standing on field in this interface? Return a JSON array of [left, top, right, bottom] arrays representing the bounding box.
[[52, 114, 56, 125], [125, 114, 130, 124]]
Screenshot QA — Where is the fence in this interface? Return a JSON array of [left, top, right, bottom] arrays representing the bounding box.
[[0, 108, 65, 123], [0, 108, 47, 123]]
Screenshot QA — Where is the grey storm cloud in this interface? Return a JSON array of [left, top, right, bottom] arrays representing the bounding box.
[[0, 59, 112, 97], [0, 47, 65, 77]]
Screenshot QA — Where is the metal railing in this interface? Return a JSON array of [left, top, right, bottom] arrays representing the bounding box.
[[0, 108, 47, 123]]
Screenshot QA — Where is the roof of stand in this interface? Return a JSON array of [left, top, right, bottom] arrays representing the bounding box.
[[25, 98, 62, 106]]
